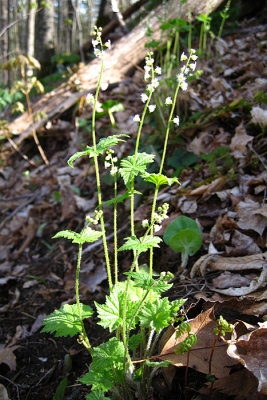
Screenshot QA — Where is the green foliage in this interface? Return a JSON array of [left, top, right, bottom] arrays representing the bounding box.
[[53, 378, 68, 400], [118, 235, 162, 255], [42, 303, 94, 337], [164, 216, 202, 267], [214, 315, 233, 336], [175, 333, 197, 354], [142, 172, 180, 188], [119, 152, 155, 188], [51, 53, 80, 66], [53, 227, 102, 245]]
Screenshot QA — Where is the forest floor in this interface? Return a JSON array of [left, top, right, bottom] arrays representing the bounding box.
[[0, 12, 267, 400]]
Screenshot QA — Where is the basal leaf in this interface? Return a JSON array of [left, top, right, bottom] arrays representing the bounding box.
[[125, 270, 172, 293], [68, 148, 91, 168], [169, 229, 202, 256], [143, 173, 180, 188], [128, 333, 143, 350], [86, 391, 111, 400], [41, 303, 94, 337], [119, 152, 155, 188], [163, 216, 201, 246], [79, 369, 113, 392], [139, 297, 172, 333]]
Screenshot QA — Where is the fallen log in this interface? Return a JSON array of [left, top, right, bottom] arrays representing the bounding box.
[[6, 0, 224, 147]]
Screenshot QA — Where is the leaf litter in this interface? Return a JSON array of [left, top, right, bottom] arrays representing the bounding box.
[[0, 12, 266, 400]]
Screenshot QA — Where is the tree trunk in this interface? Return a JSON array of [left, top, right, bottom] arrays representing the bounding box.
[[6, 0, 224, 145], [35, 0, 55, 76], [0, 0, 9, 86]]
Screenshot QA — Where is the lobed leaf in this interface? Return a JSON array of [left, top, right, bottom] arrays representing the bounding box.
[[125, 270, 172, 293], [142, 173, 180, 188], [139, 297, 172, 333], [41, 303, 94, 337], [119, 152, 155, 188], [118, 235, 161, 255], [67, 148, 91, 168]]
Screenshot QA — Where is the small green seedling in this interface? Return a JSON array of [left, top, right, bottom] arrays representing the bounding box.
[[163, 216, 202, 268]]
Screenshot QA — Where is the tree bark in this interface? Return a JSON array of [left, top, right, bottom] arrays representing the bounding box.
[[6, 0, 224, 145]]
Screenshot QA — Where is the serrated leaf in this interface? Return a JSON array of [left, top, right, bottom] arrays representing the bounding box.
[[128, 333, 143, 350], [119, 152, 155, 188], [41, 303, 94, 337], [118, 235, 161, 255], [139, 297, 172, 333], [53, 228, 102, 245], [53, 230, 79, 242], [91, 134, 129, 157], [125, 270, 172, 293], [143, 173, 180, 188], [95, 287, 137, 332], [67, 148, 91, 168], [79, 338, 125, 392], [86, 391, 111, 400]]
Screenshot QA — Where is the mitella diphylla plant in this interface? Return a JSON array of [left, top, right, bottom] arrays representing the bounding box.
[[42, 26, 198, 400]]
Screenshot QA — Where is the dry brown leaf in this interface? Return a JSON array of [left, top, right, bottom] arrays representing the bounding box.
[[0, 384, 10, 400], [230, 122, 253, 158], [236, 199, 267, 235], [0, 345, 20, 371], [227, 322, 267, 394], [160, 308, 236, 378]]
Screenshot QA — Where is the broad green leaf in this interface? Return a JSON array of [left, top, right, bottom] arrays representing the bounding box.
[[163, 216, 201, 246], [68, 148, 91, 168], [128, 333, 143, 350], [118, 235, 161, 255], [53, 378, 67, 400], [139, 297, 172, 333], [53, 228, 102, 245], [119, 152, 155, 188], [169, 229, 202, 256], [142, 173, 180, 188], [41, 303, 94, 337], [125, 270, 172, 293], [95, 287, 137, 332], [80, 338, 125, 392], [86, 391, 111, 400]]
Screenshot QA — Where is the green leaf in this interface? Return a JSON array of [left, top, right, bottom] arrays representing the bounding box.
[[100, 189, 141, 208], [79, 338, 125, 392], [41, 303, 94, 337], [95, 287, 137, 332], [86, 391, 111, 400], [169, 229, 202, 256], [53, 228, 102, 245], [128, 333, 143, 350], [53, 378, 68, 400], [67, 148, 91, 168], [118, 235, 161, 255], [67, 134, 128, 167], [125, 270, 172, 293], [142, 173, 180, 188], [163, 216, 201, 246], [119, 152, 155, 188], [139, 297, 172, 333]]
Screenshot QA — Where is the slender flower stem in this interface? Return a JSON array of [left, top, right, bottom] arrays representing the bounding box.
[[76, 243, 91, 352], [114, 173, 118, 284], [91, 48, 112, 291]]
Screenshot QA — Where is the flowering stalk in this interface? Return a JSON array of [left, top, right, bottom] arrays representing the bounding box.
[[149, 49, 198, 276], [90, 27, 113, 290]]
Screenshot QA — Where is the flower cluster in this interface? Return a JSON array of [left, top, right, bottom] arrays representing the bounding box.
[[86, 209, 103, 225], [92, 26, 111, 58], [142, 203, 169, 232], [104, 148, 118, 176]]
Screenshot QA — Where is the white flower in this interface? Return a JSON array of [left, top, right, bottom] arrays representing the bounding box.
[[94, 49, 103, 58], [173, 116, 180, 126], [180, 52, 187, 61], [144, 73, 150, 81], [146, 84, 154, 93], [144, 65, 151, 73], [181, 66, 189, 74], [181, 81, 188, 91], [191, 54, 198, 61], [148, 105, 156, 113], [113, 157, 118, 163], [189, 62, 197, 71], [154, 224, 161, 232], [86, 93, 94, 103], [191, 48, 196, 53], [151, 78, 159, 88], [101, 82, 109, 91], [133, 114, 140, 122], [92, 39, 98, 47], [165, 97, 172, 105], [110, 166, 118, 175], [155, 66, 161, 75], [105, 40, 111, 48], [142, 219, 149, 228], [177, 72, 185, 83], [141, 93, 148, 103], [105, 161, 111, 168]]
